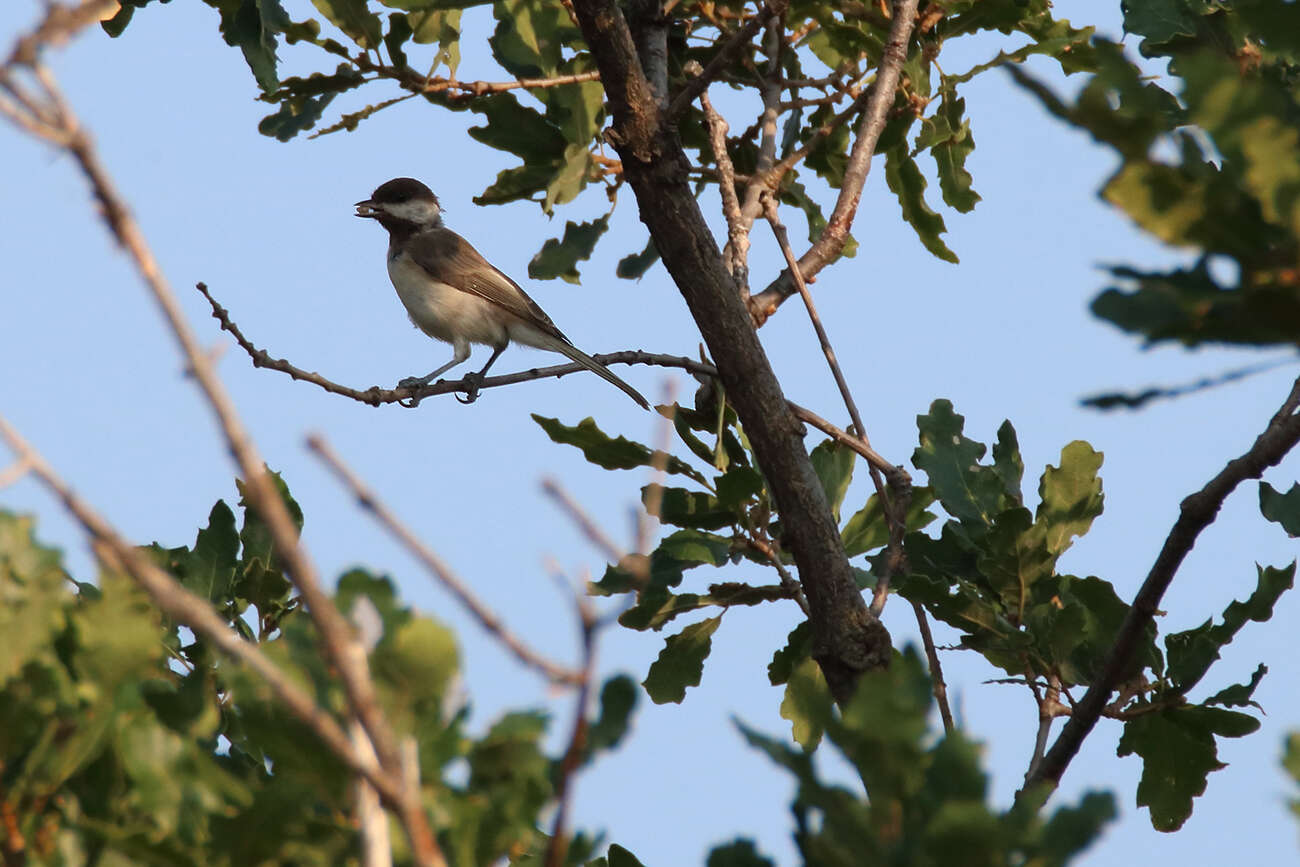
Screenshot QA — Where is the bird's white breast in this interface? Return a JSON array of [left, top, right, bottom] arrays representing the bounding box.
[[387, 251, 510, 346]]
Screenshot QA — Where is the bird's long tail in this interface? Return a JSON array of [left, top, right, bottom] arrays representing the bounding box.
[[543, 336, 649, 409]]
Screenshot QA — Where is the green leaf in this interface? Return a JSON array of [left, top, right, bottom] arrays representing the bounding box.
[[259, 91, 337, 140], [827, 647, 933, 800], [206, 0, 292, 93], [309, 0, 381, 49], [532, 414, 704, 482], [1037, 441, 1104, 556], [913, 400, 1008, 531], [607, 844, 647, 867], [585, 675, 637, 756], [490, 0, 574, 78], [715, 465, 764, 511], [529, 216, 610, 283], [706, 838, 776, 867], [841, 488, 936, 558], [1166, 563, 1295, 692], [1286, 731, 1300, 821], [468, 92, 566, 161], [885, 145, 959, 263], [975, 506, 1053, 619], [927, 85, 981, 213], [768, 621, 811, 686], [991, 420, 1024, 504], [545, 143, 593, 213], [810, 439, 855, 523], [1260, 482, 1300, 537], [649, 487, 736, 531], [0, 512, 74, 683], [1118, 706, 1260, 831], [780, 657, 832, 749], [642, 616, 722, 704], [409, 7, 462, 74], [616, 238, 660, 280], [1204, 663, 1267, 710]]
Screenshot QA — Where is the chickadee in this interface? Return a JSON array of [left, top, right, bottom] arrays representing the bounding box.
[[354, 177, 648, 409]]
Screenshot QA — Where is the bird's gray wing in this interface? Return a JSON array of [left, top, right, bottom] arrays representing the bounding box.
[[406, 228, 571, 344]]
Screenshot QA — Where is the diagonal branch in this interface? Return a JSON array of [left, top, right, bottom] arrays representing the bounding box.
[[572, 0, 891, 703], [308, 435, 585, 687], [1024, 374, 1300, 792], [665, 1, 784, 118], [749, 0, 920, 323], [699, 90, 749, 285]]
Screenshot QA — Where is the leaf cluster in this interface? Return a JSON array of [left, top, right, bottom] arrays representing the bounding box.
[[102, 0, 1100, 281], [1011, 0, 1300, 353], [0, 483, 635, 866]]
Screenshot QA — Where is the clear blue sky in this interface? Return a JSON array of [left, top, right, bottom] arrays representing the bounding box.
[[3, 0, 1298, 863]]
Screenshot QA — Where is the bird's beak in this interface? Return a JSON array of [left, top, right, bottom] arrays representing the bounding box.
[[355, 199, 379, 219]]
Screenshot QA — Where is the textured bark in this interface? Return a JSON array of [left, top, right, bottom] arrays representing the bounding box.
[[571, 0, 892, 701]]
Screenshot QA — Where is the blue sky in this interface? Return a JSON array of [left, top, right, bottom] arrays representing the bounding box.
[[3, 0, 1298, 863]]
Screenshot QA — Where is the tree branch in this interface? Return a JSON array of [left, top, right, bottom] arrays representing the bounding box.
[[665, 2, 784, 119], [572, 0, 891, 702], [749, 0, 920, 323], [308, 436, 585, 687], [1024, 374, 1300, 791], [699, 89, 749, 285]]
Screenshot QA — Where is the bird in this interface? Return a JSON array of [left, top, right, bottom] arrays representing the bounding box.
[[354, 177, 649, 409]]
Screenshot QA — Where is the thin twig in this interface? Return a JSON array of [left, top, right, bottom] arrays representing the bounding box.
[[1024, 374, 1300, 792], [427, 70, 600, 96], [0, 416, 403, 810], [749, 0, 920, 321], [699, 89, 749, 286], [763, 197, 909, 616], [543, 593, 598, 867], [736, 13, 784, 241], [307, 435, 584, 686], [912, 600, 952, 733], [542, 478, 628, 565], [666, 1, 785, 118], [747, 536, 810, 615]]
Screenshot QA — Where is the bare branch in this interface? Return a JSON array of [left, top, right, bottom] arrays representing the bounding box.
[[542, 477, 628, 565], [666, 1, 786, 119], [749, 0, 921, 322], [197, 281, 679, 407], [699, 89, 749, 286], [544, 601, 598, 867], [746, 535, 810, 615], [1025, 374, 1300, 792], [307, 435, 585, 687], [911, 601, 953, 734]]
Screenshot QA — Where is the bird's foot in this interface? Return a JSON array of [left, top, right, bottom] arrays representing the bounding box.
[[455, 372, 484, 405], [396, 376, 432, 408]]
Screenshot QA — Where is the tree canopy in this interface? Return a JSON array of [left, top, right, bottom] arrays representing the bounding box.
[[2, 0, 1300, 864]]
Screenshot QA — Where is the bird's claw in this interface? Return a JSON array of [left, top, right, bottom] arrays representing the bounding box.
[[456, 372, 484, 404], [397, 376, 429, 390]]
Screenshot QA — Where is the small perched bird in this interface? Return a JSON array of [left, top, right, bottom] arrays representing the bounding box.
[[355, 177, 649, 409]]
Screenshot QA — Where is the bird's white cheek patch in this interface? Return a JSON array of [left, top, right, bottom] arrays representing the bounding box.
[[384, 200, 441, 225]]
